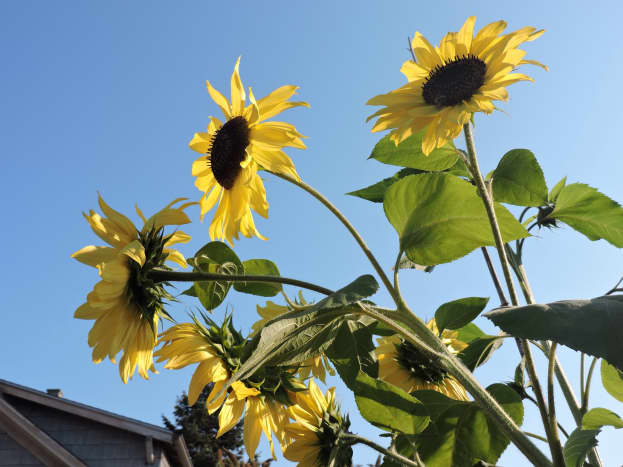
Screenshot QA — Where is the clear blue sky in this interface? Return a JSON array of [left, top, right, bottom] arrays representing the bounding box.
[[2, 1, 622, 465]]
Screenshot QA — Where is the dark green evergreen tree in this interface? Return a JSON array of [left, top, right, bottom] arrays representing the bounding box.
[[163, 384, 245, 466]]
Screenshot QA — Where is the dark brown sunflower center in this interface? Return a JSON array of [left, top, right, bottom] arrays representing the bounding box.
[[422, 55, 486, 107], [396, 340, 448, 385], [209, 116, 250, 189]]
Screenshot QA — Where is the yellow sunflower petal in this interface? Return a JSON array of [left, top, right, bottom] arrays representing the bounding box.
[[206, 79, 232, 120], [230, 56, 246, 116], [217, 393, 245, 437], [72, 245, 118, 267]]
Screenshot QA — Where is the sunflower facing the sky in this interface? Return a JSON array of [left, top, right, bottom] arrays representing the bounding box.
[[189, 57, 308, 244], [72, 194, 193, 383], [284, 380, 352, 467], [367, 16, 546, 155], [376, 319, 469, 400], [155, 314, 306, 459]]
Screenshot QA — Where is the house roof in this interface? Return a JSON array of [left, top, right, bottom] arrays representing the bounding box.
[[0, 378, 192, 467]]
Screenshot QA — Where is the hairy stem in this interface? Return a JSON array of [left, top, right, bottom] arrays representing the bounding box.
[[148, 269, 334, 296]]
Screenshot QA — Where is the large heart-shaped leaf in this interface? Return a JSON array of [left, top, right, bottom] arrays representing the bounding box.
[[485, 295, 623, 371], [492, 149, 548, 207], [384, 173, 529, 265]]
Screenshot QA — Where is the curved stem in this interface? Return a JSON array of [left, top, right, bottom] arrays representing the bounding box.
[[580, 353, 585, 404], [525, 431, 550, 444], [148, 269, 334, 296], [341, 433, 422, 467], [268, 171, 401, 309]]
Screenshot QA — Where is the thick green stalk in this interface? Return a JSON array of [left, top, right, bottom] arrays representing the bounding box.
[[270, 168, 550, 465], [463, 123, 564, 465]]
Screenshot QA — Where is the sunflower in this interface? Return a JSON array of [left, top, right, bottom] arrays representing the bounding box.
[[189, 57, 308, 244], [251, 300, 336, 383], [155, 315, 304, 459], [367, 16, 546, 155], [284, 380, 352, 467], [72, 194, 193, 383], [375, 319, 469, 400]]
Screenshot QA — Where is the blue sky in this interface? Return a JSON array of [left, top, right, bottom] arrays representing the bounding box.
[[2, 1, 622, 465]]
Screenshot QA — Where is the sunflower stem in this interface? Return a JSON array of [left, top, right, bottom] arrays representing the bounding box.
[[269, 171, 430, 337], [355, 301, 552, 467], [340, 433, 423, 467], [508, 248, 603, 466], [148, 269, 334, 296], [463, 122, 562, 465], [481, 247, 509, 306], [582, 356, 599, 416], [547, 343, 565, 466]]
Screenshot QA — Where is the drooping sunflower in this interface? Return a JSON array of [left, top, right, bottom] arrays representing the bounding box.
[[155, 314, 306, 459], [72, 194, 193, 383], [189, 57, 308, 244], [376, 319, 469, 400], [367, 16, 546, 155], [284, 380, 352, 467], [251, 300, 335, 383]]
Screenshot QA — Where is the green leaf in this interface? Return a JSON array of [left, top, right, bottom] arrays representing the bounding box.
[[601, 359, 623, 403], [457, 335, 502, 372], [232, 258, 282, 297], [218, 276, 379, 397], [417, 384, 523, 466], [328, 321, 429, 435], [582, 407, 623, 429], [191, 241, 243, 311], [454, 322, 485, 343], [384, 173, 529, 266], [485, 295, 623, 372], [369, 131, 458, 171], [549, 176, 567, 203], [563, 428, 600, 467], [491, 149, 548, 207], [435, 297, 489, 333], [411, 389, 463, 421], [550, 183, 623, 247], [347, 168, 423, 203]]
